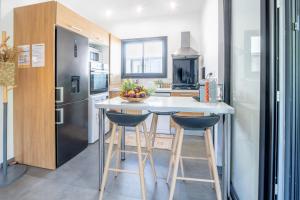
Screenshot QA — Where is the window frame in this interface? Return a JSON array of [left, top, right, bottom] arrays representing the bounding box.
[[121, 36, 168, 79]]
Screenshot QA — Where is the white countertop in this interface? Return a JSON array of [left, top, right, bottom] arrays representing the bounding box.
[[109, 87, 198, 93], [95, 96, 234, 114]]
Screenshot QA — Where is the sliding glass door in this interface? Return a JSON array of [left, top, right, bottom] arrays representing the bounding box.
[[230, 0, 261, 199], [284, 0, 300, 199]]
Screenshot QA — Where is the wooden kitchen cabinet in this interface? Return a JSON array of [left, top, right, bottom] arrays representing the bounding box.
[[109, 34, 122, 89], [109, 91, 120, 98], [56, 3, 109, 46], [13, 1, 110, 170], [171, 91, 199, 97]]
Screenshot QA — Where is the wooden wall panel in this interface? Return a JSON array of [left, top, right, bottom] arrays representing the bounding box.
[[14, 2, 57, 169], [109, 34, 122, 89]]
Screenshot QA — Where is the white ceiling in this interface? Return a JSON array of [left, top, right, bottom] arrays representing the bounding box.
[[58, 0, 204, 28]]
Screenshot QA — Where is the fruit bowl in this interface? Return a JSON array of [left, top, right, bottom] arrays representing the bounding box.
[[120, 96, 149, 103], [120, 80, 153, 103]]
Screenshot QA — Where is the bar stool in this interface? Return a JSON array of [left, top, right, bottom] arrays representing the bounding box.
[[99, 111, 157, 200], [168, 114, 221, 200], [149, 111, 177, 146], [149, 111, 186, 178]]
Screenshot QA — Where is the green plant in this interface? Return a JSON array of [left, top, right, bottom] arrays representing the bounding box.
[[121, 79, 137, 92], [120, 79, 154, 98]]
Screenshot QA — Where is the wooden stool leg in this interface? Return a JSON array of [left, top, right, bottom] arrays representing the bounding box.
[[136, 125, 147, 200], [168, 128, 184, 200], [205, 129, 222, 200], [99, 124, 117, 200], [167, 127, 180, 183], [150, 114, 159, 147], [142, 122, 157, 183], [204, 129, 215, 189], [179, 157, 185, 177], [115, 126, 122, 177]]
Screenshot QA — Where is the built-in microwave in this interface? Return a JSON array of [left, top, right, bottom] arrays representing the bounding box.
[[89, 47, 102, 63]]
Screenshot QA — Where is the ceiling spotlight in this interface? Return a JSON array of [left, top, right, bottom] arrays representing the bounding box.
[[105, 9, 112, 17], [136, 5, 143, 13], [170, 2, 177, 10]]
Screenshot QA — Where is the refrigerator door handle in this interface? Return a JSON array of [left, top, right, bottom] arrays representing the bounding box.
[[56, 108, 64, 125], [56, 87, 64, 103]]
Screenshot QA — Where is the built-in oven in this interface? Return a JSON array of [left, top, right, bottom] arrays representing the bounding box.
[[90, 62, 108, 95]]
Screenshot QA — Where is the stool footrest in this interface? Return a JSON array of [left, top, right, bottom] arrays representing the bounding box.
[[176, 176, 215, 183], [108, 168, 138, 175], [120, 150, 148, 156], [181, 156, 208, 161]]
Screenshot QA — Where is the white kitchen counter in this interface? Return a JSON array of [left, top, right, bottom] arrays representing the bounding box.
[[95, 96, 234, 114], [109, 87, 199, 93]]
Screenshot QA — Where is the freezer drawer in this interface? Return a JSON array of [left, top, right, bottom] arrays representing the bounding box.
[[56, 99, 88, 167]]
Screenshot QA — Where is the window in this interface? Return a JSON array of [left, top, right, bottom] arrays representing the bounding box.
[[121, 37, 167, 78]]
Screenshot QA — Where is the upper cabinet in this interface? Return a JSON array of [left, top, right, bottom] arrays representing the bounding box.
[[56, 3, 109, 46], [109, 34, 122, 89]]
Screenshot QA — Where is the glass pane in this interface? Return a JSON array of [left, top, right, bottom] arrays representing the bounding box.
[[125, 43, 143, 74], [144, 41, 163, 73], [230, 0, 260, 199]]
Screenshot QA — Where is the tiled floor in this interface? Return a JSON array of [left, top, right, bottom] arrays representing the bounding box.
[[0, 136, 216, 200]]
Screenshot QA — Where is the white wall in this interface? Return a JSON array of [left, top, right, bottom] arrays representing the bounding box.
[[201, 0, 219, 79], [107, 12, 202, 83], [106, 0, 219, 82]]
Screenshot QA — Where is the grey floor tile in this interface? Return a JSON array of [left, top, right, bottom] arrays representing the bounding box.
[[0, 136, 217, 200]]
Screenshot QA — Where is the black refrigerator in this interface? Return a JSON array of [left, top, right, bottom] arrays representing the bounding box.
[[55, 27, 89, 167]]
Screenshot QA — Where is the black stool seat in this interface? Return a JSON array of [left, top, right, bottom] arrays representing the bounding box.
[[171, 114, 220, 130], [148, 111, 177, 116], [106, 111, 150, 127]]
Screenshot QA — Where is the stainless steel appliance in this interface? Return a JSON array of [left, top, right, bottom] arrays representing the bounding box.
[[55, 26, 89, 167], [90, 63, 108, 95], [172, 32, 200, 90], [89, 47, 109, 95]]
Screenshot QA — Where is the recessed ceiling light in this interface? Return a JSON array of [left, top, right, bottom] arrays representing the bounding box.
[[136, 5, 143, 13], [170, 1, 177, 10], [105, 9, 112, 17]]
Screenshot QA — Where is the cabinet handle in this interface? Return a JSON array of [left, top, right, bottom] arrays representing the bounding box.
[[70, 25, 82, 32], [56, 87, 64, 103], [56, 108, 64, 125]]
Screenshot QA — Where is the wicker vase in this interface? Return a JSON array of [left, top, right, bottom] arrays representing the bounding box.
[[0, 62, 16, 87]]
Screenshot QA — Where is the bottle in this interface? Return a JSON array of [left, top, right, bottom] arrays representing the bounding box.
[[199, 80, 205, 102], [204, 80, 209, 102], [209, 78, 217, 103]]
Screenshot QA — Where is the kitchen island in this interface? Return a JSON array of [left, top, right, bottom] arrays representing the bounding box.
[[96, 96, 234, 199]]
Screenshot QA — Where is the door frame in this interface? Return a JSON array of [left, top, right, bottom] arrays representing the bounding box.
[[223, 0, 277, 199], [282, 0, 300, 199]]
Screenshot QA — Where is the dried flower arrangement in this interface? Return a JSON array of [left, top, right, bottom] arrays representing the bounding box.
[[0, 33, 18, 87], [0, 35, 18, 63]]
